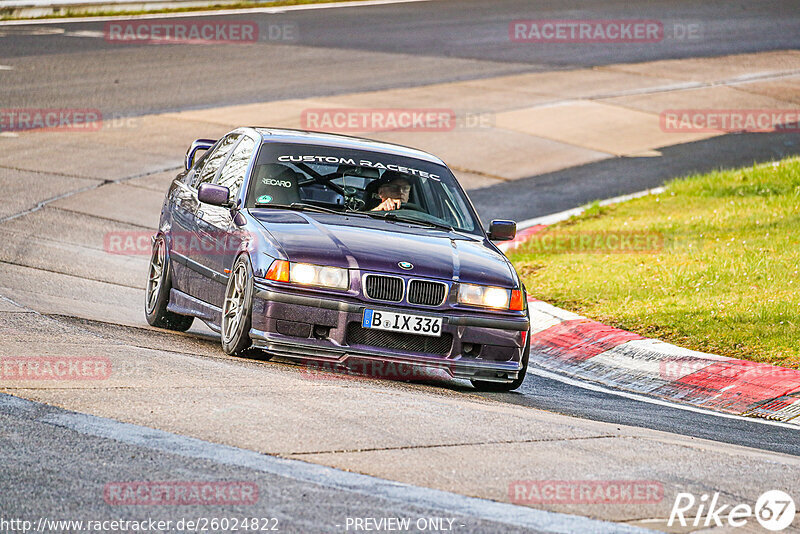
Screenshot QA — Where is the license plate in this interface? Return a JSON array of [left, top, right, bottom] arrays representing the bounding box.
[[362, 309, 442, 337]]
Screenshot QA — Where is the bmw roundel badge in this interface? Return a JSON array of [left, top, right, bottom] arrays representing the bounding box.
[[398, 261, 414, 270]]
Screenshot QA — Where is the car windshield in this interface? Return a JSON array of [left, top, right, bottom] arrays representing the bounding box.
[[244, 142, 481, 235]]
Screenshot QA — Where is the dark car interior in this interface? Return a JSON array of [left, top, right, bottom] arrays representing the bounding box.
[[246, 163, 303, 206], [245, 160, 477, 234]]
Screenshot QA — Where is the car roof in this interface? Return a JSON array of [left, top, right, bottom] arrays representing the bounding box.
[[247, 127, 446, 166]]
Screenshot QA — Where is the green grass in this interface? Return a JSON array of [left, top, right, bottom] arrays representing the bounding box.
[[1, 0, 346, 20], [509, 157, 800, 368]]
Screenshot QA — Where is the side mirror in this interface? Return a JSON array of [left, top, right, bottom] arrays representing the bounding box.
[[185, 138, 216, 170], [488, 220, 516, 241], [198, 183, 231, 207]]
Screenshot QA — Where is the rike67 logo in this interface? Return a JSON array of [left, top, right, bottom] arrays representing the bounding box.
[[669, 490, 796, 531]]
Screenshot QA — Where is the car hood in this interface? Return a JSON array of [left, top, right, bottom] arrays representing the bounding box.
[[250, 210, 516, 287]]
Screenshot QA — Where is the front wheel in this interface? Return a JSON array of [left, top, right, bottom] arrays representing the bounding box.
[[145, 235, 194, 332], [471, 332, 530, 392], [221, 254, 255, 356]]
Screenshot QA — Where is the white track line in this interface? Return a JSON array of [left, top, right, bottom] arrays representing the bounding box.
[[528, 366, 800, 430], [63, 30, 105, 37], [515, 187, 666, 230], [0, 0, 432, 25]]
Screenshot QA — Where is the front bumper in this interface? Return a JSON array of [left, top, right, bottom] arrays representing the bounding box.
[[250, 284, 529, 383]]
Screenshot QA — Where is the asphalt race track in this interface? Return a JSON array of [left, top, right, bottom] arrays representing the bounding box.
[[1, 1, 800, 532], [3, 0, 800, 115]]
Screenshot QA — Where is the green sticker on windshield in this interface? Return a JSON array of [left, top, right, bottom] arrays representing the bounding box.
[[257, 195, 273, 204]]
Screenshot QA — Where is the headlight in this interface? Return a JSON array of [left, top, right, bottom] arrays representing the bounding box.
[[458, 283, 510, 309], [265, 260, 349, 290], [292, 263, 317, 285]]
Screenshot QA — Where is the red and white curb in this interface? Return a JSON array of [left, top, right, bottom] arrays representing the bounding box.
[[505, 189, 800, 425], [526, 299, 800, 424]]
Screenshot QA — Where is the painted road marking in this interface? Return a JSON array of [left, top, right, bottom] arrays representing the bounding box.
[[0, 0, 433, 25], [64, 30, 106, 38], [516, 187, 666, 231]]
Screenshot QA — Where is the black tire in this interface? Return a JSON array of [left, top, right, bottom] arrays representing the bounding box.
[[221, 254, 255, 356], [471, 331, 530, 392], [145, 235, 194, 332]]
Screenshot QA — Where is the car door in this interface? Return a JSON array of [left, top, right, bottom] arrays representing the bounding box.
[[168, 143, 215, 296], [182, 133, 241, 301], [196, 133, 257, 308]]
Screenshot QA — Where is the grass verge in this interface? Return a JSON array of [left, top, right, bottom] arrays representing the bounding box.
[[509, 157, 800, 368]]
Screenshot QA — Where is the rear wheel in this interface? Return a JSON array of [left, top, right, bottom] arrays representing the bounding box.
[[145, 235, 194, 331], [471, 332, 530, 392], [221, 254, 255, 356]]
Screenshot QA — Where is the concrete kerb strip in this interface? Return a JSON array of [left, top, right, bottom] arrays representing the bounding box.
[[498, 186, 666, 254], [502, 190, 800, 425], [0, 394, 649, 534]]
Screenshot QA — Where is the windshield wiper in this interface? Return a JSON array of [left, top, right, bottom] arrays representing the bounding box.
[[254, 202, 378, 220], [253, 202, 344, 215], [254, 202, 454, 231], [365, 211, 454, 232]]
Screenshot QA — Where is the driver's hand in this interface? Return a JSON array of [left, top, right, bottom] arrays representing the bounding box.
[[373, 198, 402, 211]]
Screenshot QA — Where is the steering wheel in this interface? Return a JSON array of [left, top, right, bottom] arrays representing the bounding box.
[[346, 196, 366, 210], [300, 178, 365, 211]]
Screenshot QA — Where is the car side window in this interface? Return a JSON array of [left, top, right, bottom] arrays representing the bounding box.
[[191, 134, 241, 189], [435, 180, 474, 231], [216, 135, 256, 202]]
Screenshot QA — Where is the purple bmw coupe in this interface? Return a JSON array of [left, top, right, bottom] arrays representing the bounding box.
[[146, 128, 530, 391]]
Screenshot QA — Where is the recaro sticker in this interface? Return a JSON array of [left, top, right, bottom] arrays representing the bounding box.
[[262, 178, 292, 187]]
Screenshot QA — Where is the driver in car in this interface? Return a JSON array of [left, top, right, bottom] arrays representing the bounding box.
[[371, 172, 411, 211]]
